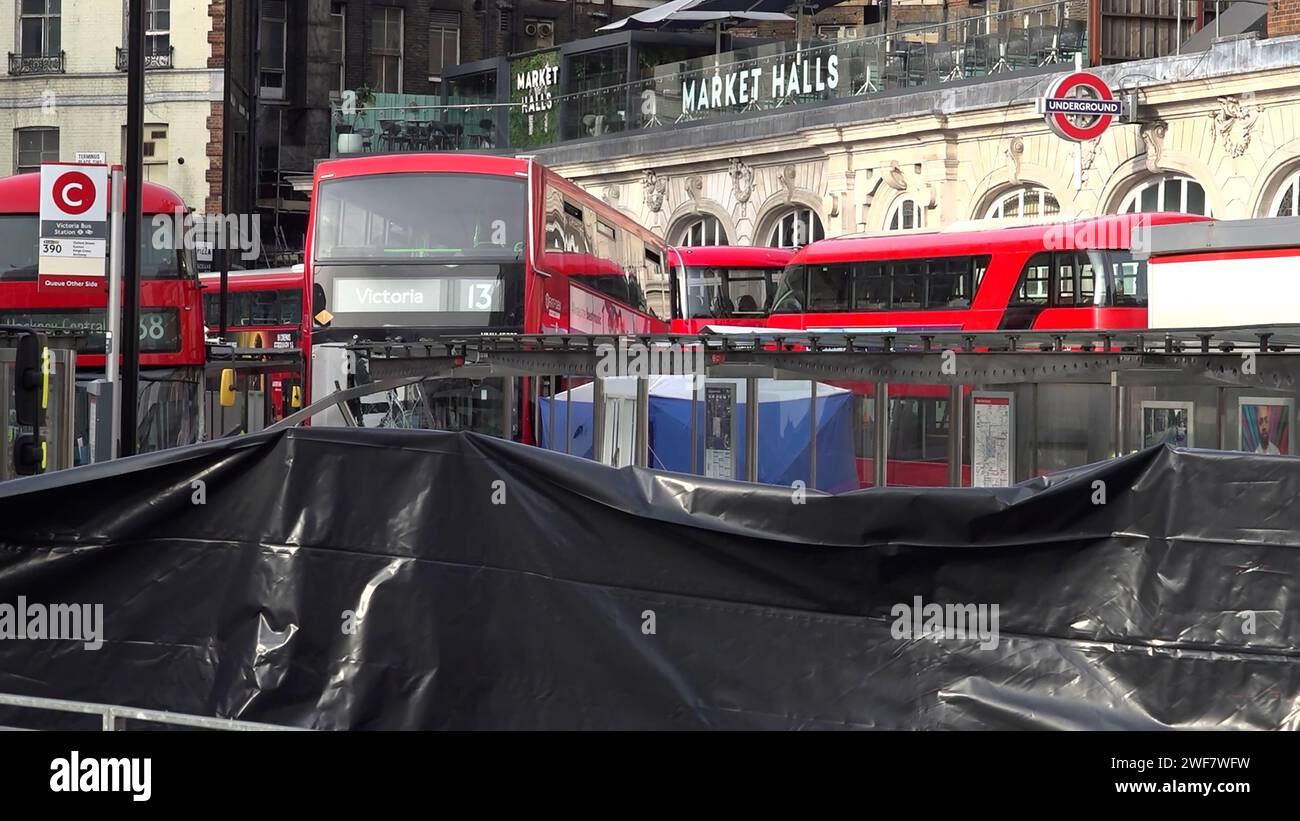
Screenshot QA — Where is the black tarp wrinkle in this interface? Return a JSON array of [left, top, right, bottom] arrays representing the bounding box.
[[0, 433, 1296, 728]]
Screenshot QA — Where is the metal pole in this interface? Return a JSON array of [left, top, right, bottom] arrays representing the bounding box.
[[1176, 0, 1182, 55], [120, 0, 145, 457], [1216, 386, 1226, 450], [592, 376, 605, 463], [745, 377, 759, 482], [690, 376, 700, 474], [1030, 383, 1039, 478], [948, 384, 963, 486], [635, 376, 649, 467], [564, 377, 572, 454], [1111, 371, 1123, 456], [808, 380, 818, 489], [873, 382, 888, 488], [107, 165, 125, 459], [547, 375, 557, 451]]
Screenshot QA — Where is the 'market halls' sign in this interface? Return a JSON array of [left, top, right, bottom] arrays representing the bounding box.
[[680, 54, 839, 115]]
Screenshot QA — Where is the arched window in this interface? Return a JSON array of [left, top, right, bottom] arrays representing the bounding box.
[[1269, 167, 1300, 217], [1117, 174, 1211, 216], [767, 207, 824, 248], [676, 215, 729, 247], [983, 186, 1060, 219], [886, 197, 923, 231]]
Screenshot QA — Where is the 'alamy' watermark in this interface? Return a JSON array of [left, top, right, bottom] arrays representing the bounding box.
[[595, 338, 705, 381], [50, 751, 151, 802], [151, 209, 261, 261], [0, 597, 103, 650], [890, 595, 1000, 650], [1043, 213, 1151, 254]]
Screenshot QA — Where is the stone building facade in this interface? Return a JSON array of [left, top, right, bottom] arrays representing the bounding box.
[[534, 33, 1300, 250], [0, 0, 222, 212]]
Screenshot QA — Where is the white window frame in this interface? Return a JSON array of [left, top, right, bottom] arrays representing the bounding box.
[[145, 0, 170, 57], [678, 215, 729, 247], [767, 207, 824, 249], [885, 197, 923, 231], [19, 0, 60, 57], [14, 126, 58, 174], [1117, 174, 1212, 216], [1269, 167, 1300, 217], [369, 6, 404, 94], [984, 186, 1060, 219]]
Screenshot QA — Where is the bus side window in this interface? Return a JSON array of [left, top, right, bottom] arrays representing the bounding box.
[[891, 261, 924, 309], [972, 256, 990, 296], [1076, 253, 1097, 305], [926, 257, 969, 309], [1053, 252, 1076, 307], [853, 262, 887, 310], [1013, 253, 1051, 305], [808, 264, 851, 312]]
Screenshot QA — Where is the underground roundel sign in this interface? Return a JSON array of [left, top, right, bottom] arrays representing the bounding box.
[[1040, 72, 1121, 142]]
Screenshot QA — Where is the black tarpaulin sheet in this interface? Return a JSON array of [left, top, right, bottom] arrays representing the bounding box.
[[0, 428, 1297, 729]]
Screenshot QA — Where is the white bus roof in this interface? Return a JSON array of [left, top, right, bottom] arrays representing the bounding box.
[[1145, 217, 1300, 256]]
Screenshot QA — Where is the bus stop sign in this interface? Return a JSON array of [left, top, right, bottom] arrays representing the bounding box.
[[1040, 72, 1121, 142], [38, 161, 109, 281]]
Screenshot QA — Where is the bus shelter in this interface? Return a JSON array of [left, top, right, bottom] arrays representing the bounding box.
[[271, 325, 1300, 491]]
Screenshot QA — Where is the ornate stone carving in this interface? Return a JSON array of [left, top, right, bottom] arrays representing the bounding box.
[[825, 192, 841, 219], [685, 175, 704, 214], [780, 164, 798, 202], [1006, 136, 1025, 184], [642, 170, 667, 213], [729, 158, 754, 204], [601, 184, 621, 208], [884, 161, 908, 192], [1079, 137, 1099, 175], [1140, 120, 1168, 173], [1211, 95, 1260, 158]]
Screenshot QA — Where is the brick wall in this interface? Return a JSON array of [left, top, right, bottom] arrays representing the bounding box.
[[207, 0, 225, 215], [1272, 0, 1300, 37]]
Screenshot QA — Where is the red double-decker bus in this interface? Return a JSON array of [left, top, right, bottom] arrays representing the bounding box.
[[200, 266, 308, 422], [304, 153, 673, 439], [767, 213, 1210, 332], [0, 172, 204, 461], [763, 213, 1212, 488], [666, 245, 792, 333]]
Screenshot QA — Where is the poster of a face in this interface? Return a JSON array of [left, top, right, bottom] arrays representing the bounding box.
[[1141, 402, 1193, 448], [1239, 398, 1293, 456]]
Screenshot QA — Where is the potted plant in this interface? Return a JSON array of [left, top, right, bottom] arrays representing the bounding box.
[[337, 84, 375, 154]]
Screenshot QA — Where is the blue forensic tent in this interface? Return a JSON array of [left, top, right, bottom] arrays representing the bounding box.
[[538, 377, 859, 492]]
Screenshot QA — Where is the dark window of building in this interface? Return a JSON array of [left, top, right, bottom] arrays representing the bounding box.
[[369, 6, 404, 93], [20, 0, 60, 57], [14, 126, 58, 173], [429, 10, 460, 84]]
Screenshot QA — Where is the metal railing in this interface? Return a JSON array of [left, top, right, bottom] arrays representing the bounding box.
[[330, 0, 1086, 155], [116, 45, 175, 71], [8, 50, 64, 75], [0, 692, 307, 731], [332, 101, 515, 156]]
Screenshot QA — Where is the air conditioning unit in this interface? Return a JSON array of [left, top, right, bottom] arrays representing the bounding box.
[[539, 22, 553, 38], [525, 22, 538, 36]]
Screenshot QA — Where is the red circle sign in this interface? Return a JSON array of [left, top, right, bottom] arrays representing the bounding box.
[[52, 171, 96, 216], [1043, 72, 1117, 142]]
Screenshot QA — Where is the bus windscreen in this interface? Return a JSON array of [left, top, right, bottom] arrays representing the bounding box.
[[0, 214, 192, 280], [313, 173, 527, 262]]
